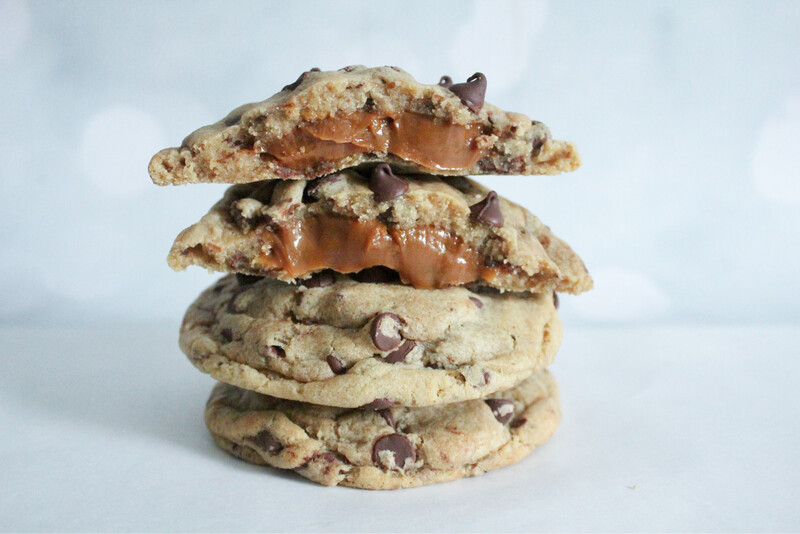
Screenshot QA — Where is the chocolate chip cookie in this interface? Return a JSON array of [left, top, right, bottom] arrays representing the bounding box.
[[205, 369, 560, 489], [149, 66, 580, 186], [181, 274, 561, 408], [168, 170, 592, 294]]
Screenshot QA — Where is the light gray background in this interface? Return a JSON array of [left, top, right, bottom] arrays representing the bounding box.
[[2, 2, 800, 532], [1, 0, 799, 327]]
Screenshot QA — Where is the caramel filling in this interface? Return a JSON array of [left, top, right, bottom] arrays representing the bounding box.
[[254, 215, 499, 288], [258, 111, 488, 170]]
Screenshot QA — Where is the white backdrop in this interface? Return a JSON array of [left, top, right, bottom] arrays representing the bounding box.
[[1, 0, 799, 327]]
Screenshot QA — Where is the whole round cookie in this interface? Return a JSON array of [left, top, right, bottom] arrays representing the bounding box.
[[205, 370, 560, 489], [181, 274, 561, 408]]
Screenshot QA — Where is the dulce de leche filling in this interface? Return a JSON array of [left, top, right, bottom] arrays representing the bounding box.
[[254, 215, 499, 288], [257, 111, 489, 171]]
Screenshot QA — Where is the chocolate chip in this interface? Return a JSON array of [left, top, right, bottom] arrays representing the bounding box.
[[483, 370, 491, 385], [362, 96, 377, 112], [469, 191, 504, 227], [361, 398, 394, 410], [370, 313, 404, 351], [265, 345, 286, 358], [384, 340, 417, 364], [510, 417, 527, 429], [220, 328, 233, 342], [378, 409, 396, 429], [230, 198, 271, 233], [447, 72, 487, 113], [282, 67, 320, 92], [326, 355, 346, 375], [553, 292, 559, 310], [530, 120, 549, 152], [350, 266, 400, 284], [251, 430, 283, 454], [485, 399, 515, 425], [249, 181, 276, 204], [469, 296, 483, 309], [236, 273, 262, 286], [301, 270, 335, 288], [438, 75, 453, 87], [369, 163, 408, 203], [372, 433, 416, 470]]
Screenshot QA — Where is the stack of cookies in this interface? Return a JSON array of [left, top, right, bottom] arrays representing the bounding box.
[[149, 66, 592, 489]]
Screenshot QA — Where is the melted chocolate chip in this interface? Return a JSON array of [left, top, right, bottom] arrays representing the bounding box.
[[469, 296, 483, 309], [301, 270, 335, 288], [230, 200, 271, 233], [251, 430, 283, 454], [372, 433, 416, 470], [236, 273, 262, 286], [370, 313, 403, 351], [447, 72, 487, 113], [383, 340, 417, 364], [362, 96, 377, 112], [361, 398, 394, 410], [438, 75, 453, 87], [282, 67, 320, 92], [485, 399, 515, 425], [378, 409, 396, 429], [326, 355, 346, 375], [469, 191, 504, 227], [530, 120, 549, 152], [350, 266, 400, 284], [510, 417, 527, 429], [220, 328, 233, 342], [369, 163, 409, 203], [553, 292, 559, 310]]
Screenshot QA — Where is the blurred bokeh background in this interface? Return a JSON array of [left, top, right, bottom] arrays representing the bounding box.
[[2, 0, 798, 327]]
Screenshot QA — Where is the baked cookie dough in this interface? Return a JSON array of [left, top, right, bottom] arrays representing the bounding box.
[[168, 170, 592, 294], [181, 274, 561, 408], [149, 66, 580, 186], [205, 369, 560, 489]]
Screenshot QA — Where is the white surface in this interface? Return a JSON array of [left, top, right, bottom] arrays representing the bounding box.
[[1, 324, 798, 532], [2, 1, 800, 326]]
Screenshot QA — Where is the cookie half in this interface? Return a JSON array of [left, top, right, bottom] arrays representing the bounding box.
[[205, 369, 560, 489], [168, 171, 592, 294], [149, 65, 580, 186], [181, 275, 561, 408]]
